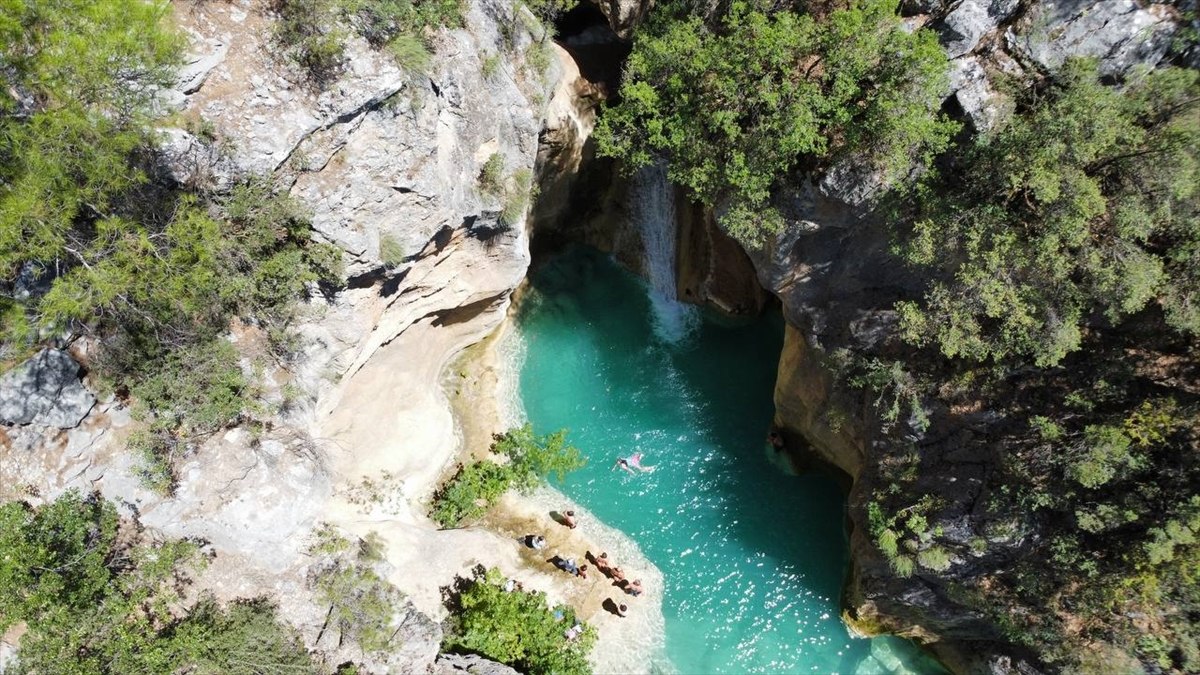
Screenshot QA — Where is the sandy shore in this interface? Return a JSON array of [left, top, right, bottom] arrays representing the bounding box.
[[325, 318, 671, 674]]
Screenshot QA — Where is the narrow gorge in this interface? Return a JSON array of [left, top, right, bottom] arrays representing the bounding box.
[[1, 0, 1196, 674]]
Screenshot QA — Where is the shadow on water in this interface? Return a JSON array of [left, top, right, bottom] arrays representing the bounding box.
[[517, 246, 944, 674]]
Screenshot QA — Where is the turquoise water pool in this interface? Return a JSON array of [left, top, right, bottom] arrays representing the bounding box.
[[514, 247, 944, 675]]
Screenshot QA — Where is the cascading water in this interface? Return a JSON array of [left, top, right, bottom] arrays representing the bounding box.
[[628, 161, 699, 342]]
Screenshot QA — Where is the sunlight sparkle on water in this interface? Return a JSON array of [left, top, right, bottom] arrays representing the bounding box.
[[516, 248, 948, 675]]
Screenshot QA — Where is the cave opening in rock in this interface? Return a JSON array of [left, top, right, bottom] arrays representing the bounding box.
[[553, 2, 631, 96]]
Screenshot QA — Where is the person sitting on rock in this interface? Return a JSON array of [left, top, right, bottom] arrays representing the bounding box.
[[767, 429, 785, 452], [623, 579, 644, 596], [587, 550, 612, 575]]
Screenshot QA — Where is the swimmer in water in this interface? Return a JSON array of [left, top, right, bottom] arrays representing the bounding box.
[[614, 452, 656, 474]]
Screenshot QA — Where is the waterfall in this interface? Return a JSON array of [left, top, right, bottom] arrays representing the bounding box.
[[629, 161, 698, 343]]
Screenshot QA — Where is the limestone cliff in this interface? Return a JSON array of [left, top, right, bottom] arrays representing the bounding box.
[[0, 0, 560, 671]]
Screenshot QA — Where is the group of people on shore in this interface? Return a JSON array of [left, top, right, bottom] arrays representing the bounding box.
[[587, 550, 644, 601], [523, 507, 649, 623]]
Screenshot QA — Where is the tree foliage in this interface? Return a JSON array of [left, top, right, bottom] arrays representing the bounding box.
[[1, 0, 344, 489], [307, 525, 403, 654], [443, 568, 596, 675], [595, 0, 956, 245], [895, 60, 1200, 366], [0, 0, 179, 271], [0, 492, 313, 674], [430, 424, 585, 527]]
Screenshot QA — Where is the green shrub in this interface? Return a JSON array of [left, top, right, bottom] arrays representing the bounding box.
[[168, 596, 313, 675], [343, 0, 464, 47], [499, 168, 535, 227], [478, 152, 506, 196], [278, 0, 465, 79], [444, 568, 595, 675], [917, 546, 953, 572], [525, 40, 553, 76], [1068, 425, 1138, 489], [128, 430, 177, 495], [481, 54, 502, 79], [389, 33, 433, 73], [0, 491, 118, 628], [379, 232, 407, 267], [130, 339, 251, 436], [430, 425, 585, 527], [308, 525, 403, 653], [890, 555, 915, 578], [272, 0, 347, 82], [430, 460, 514, 528]]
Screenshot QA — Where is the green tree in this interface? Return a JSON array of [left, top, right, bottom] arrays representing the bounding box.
[[430, 425, 585, 527], [0, 0, 181, 280], [494, 422, 586, 489], [895, 61, 1200, 366], [0, 492, 315, 674], [595, 0, 955, 246], [444, 568, 596, 675], [0, 491, 118, 628], [308, 525, 403, 653]]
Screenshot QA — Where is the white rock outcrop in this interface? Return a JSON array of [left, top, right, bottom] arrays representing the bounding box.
[[939, 0, 1019, 58], [1009, 0, 1178, 76]]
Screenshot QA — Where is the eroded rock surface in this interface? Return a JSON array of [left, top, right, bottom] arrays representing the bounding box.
[[435, 654, 522, 675], [1, 0, 560, 670]]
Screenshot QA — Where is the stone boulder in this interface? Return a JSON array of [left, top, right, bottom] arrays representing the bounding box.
[[948, 56, 1009, 132], [938, 0, 1019, 58], [595, 0, 654, 38], [1009, 0, 1178, 76], [434, 653, 521, 675], [0, 349, 94, 428]]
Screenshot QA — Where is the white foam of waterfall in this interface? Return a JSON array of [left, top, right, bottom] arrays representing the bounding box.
[[629, 162, 699, 343]]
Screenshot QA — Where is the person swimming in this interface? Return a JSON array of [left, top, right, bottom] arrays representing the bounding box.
[[614, 452, 655, 474]]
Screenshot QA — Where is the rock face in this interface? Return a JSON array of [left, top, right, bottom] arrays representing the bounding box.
[[729, 2, 1194, 672], [1009, 0, 1179, 76], [676, 202, 767, 316], [0, 349, 94, 428], [434, 653, 522, 675], [938, 0, 1019, 58], [595, 0, 655, 38], [1, 0, 560, 670]]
